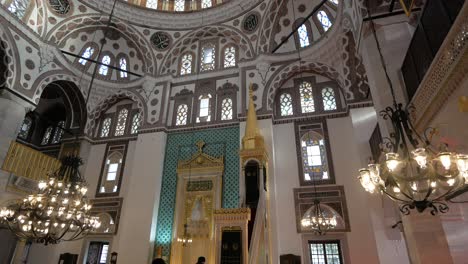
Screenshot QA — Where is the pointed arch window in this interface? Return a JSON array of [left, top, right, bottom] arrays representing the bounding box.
[[300, 81, 315, 113], [18, 117, 32, 139], [201, 0, 212, 8], [8, 0, 29, 19], [174, 0, 184, 11], [52, 120, 65, 144], [119, 57, 128, 78], [280, 93, 293, 116], [79, 47, 95, 65], [301, 131, 329, 181], [146, 0, 158, 9], [131, 112, 141, 134], [221, 98, 233, 120], [100, 117, 112, 137], [223, 46, 236, 68], [322, 87, 337, 111], [317, 10, 332, 32], [200, 43, 216, 71], [180, 53, 193, 75], [175, 104, 188, 126], [197, 94, 212, 122], [41, 126, 53, 145], [115, 108, 129, 136], [99, 55, 111, 76], [298, 24, 310, 48]]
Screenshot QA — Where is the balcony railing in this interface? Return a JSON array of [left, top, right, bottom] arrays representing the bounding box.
[[401, 0, 464, 101], [2, 141, 61, 182]]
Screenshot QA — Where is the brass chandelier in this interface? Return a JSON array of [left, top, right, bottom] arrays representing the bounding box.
[[0, 156, 100, 245], [358, 0, 468, 215], [301, 199, 337, 235]]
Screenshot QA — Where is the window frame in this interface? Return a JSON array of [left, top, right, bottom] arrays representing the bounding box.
[[192, 80, 216, 125], [114, 107, 130, 137], [293, 19, 313, 49], [199, 39, 218, 72], [116, 53, 130, 80], [172, 89, 194, 127], [295, 120, 335, 186], [76, 42, 99, 71], [99, 114, 113, 138], [222, 44, 238, 69], [215, 82, 238, 122], [96, 143, 128, 198], [312, 8, 336, 35], [308, 240, 344, 264], [97, 52, 115, 80], [179, 51, 195, 76], [7, 0, 33, 21]]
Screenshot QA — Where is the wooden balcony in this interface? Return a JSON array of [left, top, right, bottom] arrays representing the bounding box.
[[2, 141, 61, 183]]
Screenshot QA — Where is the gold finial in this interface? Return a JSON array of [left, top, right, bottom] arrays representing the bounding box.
[[196, 140, 205, 153], [459, 96, 468, 112]]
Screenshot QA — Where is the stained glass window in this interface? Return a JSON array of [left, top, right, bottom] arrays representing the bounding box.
[[18, 117, 32, 139], [174, 0, 184, 11], [8, 0, 29, 19], [99, 55, 111, 76], [223, 46, 236, 68], [115, 108, 129, 136], [119, 57, 128, 78], [175, 104, 188, 126], [52, 120, 65, 144], [300, 81, 315, 113], [180, 53, 193, 75], [221, 98, 233, 120], [301, 131, 328, 181], [298, 24, 310, 48], [200, 43, 216, 71], [100, 117, 112, 137], [309, 241, 343, 264], [322, 87, 337, 111], [146, 0, 158, 9], [79, 47, 94, 65], [41, 126, 53, 145], [201, 0, 212, 8], [318, 10, 332, 32], [280, 93, 293, 116], [131, 112, 141, 134], [197, 94, 212, 122]]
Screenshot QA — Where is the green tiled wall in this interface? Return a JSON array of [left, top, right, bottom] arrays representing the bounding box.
[[155, 126, 240, 258]]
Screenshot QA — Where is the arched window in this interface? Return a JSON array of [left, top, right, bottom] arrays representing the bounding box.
[[201, 0, 212, 8], [52, 120, 65, 144], [322, 87, 337, 111], [99, 55, 111, 76], [115, 108, 129, 136], [174, 0, 184, 11], [131, 112, 141, 134], [175, 104, 188, 126], [223, 46, 236, 68], [197, 94, 212, 122], [100, 151, 123, 193], [41, 126, 53, 145], [317, 10, 332, 32], [146, 0, 158, 9], [200, 43, 216, 71], [297, 24, 310, 48], [100, 117, 112, 137], [8, 0, 29, 19], [301, 131, 328, 181], [180, 53, 193, 75], [18, 117, 32, 139], [119, 57, 128, 78], [79, 47, 95, 65], [221, 98, 233, 120], [299, 81, 315, 113], [280, 93, 293, 116]]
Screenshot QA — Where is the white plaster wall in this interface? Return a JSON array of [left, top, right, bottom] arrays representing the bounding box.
[[114, 132, 167, 264]]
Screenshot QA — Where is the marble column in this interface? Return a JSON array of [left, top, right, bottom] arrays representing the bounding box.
[[402, 212, 453, 264]]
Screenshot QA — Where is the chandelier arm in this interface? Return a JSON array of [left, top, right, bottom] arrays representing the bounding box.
[[380, 188, 412, 203]]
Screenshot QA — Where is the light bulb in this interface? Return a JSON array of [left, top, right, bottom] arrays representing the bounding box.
[[447, 178, 455, 186], [38, 181, 47, 190], [430, 181, 437, 188], [57, 181, 63, 188], [62, 198, 69, 205], [393, 186, 401, 193], [386, 153, 400, 171], [358, 169, 376, 193], [439, 152, 452, 170], [412, 148, 428, 169], [457, 154, 468, 173]]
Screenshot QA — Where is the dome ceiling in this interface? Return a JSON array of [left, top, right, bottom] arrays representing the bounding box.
[[125, 0, 228, 12]]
